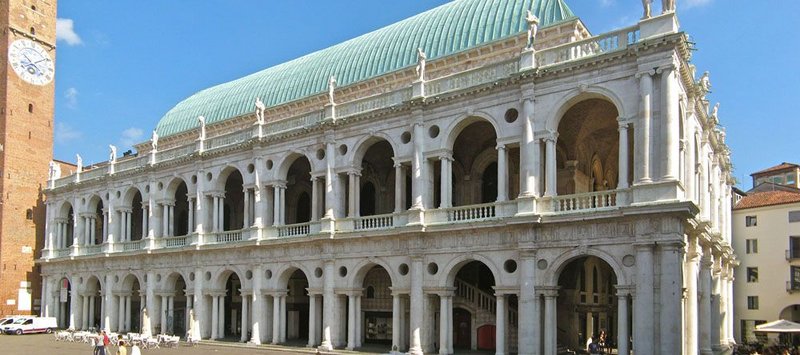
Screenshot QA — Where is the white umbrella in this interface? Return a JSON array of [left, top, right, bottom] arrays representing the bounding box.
[[754, 319, 800, 333], [140, 308, 152, 337]]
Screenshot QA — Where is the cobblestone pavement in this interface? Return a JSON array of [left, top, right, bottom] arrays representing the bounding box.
[[0, 334, 384, 355]]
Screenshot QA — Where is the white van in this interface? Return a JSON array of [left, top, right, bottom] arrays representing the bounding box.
[[3, 317, 57, 335], [0, 316, 26, 333]]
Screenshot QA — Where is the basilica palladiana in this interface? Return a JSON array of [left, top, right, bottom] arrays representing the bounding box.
[[38, 0, 736, 354]]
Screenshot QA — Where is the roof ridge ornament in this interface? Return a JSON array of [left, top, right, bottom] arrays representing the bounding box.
[[525, 10, 539, 49]]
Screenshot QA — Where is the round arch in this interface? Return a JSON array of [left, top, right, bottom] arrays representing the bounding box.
[[214, 165, 245, 191], [121, 186, 144, 207], [58, 200, 74, 218], [543, 247, 628, 287], [351, 134, 397, 168], [163, 271, 190, 292], [120, 273, 145, 291], [275, 150, 313, 181], [348, 258, 397, 288], [212, 267, 247, 290], [440, 253, 502, 288], [442, 112, 502, 151], [545, 87, 627, 132], [164, 176, 190, 200], [84, 275, 103, 293], [86, 195, 104, 212], [274, 262, 315, 289]]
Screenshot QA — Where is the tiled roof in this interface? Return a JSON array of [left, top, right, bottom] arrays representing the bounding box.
[[155, 0, 576, 137], [733, 190, 800, 210], [751, 162, 800, 176]]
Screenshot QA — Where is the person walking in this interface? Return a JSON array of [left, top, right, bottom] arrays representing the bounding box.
[[116, 339, 127, 355]]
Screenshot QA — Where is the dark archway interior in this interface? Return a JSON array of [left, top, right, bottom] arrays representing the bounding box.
[[362, 266, 392, 345], [223, 273, 242, 338], [174, 182, 189, 236], [286, 158, 312, 224], [360, 140, 395, 216], [131, 192, 143, 240], [287, 269, 310, 341], [557, 256, 618, 352], [93, 201, 104, 245], [223, 171, 244, 231]]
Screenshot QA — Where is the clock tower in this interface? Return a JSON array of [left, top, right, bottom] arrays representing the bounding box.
[[0, 0, 56, 316]]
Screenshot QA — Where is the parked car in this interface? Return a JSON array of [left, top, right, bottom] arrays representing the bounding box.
[[3, 317, 57, 335], [0, 316, 27, 333]]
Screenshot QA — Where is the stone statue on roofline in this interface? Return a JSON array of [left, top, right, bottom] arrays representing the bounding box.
[[48, 161, 61, 180], [525, 10, 540, 48], [711, 102, 720, 122], [151, 130, 158, 151], [415, 48, 427, 82], [662, 0, 676, 13], [76, 154, 83, 173], [642, 0, 652, 19], [698, 71, 711, 94], [109, 145, 117, 163], [255, 97, 266, 124], [197, 115, 206, 140], [328, 75, 337, 105]]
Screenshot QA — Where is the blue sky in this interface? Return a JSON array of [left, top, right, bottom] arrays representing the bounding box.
[[53, 0, 799, 189]]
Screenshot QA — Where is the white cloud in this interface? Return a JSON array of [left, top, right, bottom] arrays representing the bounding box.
[[56, 18, 82, 45], [684, 0, 713, 8], [55, 122, 82, 144], [120, 127, 144, 147], [64, 87, 78, 108], [599, 0, 615, 7]]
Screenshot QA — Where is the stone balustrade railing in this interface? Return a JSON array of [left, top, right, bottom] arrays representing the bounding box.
[[159, 235, 189, 249], [427, 60, 519, 96], [83, 245, 102, 256], [119, 240, 144, 252], [206, 230, 243, 245], [353, 213, 394, 231], [542, 190, 618, 213], [537, 25, 640, 68], [337, 88, 413, 117], [277, 222, 311, 238]]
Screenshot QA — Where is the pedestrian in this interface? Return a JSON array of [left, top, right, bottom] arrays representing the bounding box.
[[129, 343, 141, 355], [116, 339, 127, 355], [97, 330, 109, 355]]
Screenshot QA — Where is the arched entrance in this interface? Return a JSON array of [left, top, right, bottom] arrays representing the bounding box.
[[85, 276, 103, 330], [285, 269, 310, 344], [556, 256, 618, 353], [173, 181, 190, 236], [222, 272, 242, 339], [285, 158, 312, 224], [451, 260, 499, 351], [360, 265, 393, 350], [54, 203, 75, 249], [164, 273, 188, 336], [556, 99, 621, 195], [55, 277, 71, 328], [120, 275, 142, 333], [356, 139, 395, 217], [87, 196, 104, 245], [223, 171, 244, 231]]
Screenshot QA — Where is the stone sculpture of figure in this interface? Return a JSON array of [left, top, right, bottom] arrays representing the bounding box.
[[711, 102, 720, 121], [662, 0, 676, 13], [699, 71, 711, 94], [689, 63, 697, 80], [642, 0, 652, 19], [255, 97, 266, 124], [328, 75, 337, 105], [109, 145, 117, 162], [415, 48, 427, 81], [525, 10, 540, 48], [151, 130, 158, 151], [76, 154, 83, 173], [197, 115, 206, 140], [48, 161, 61, 180]]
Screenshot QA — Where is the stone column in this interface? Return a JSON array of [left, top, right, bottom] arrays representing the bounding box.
[[271, 293, 281, 344], [439, 293, 450, 355], [243, 188, 251, 228], [188, 198, 195, 233], [193, 267, 205, 339], [348, 171, 361, 218], [439, 154, 453, 208], [660, 243, 684, 354], [89, 295, 96, 329], [347, 293, 357, 350], [250, 265, 263, 344], [497, 145, 508, 202], [495, 292, 506, 355], [324, 138, 341, 220], [635, 71, 653, 183], [699, 250, 713, 355], [686, 243, 700, 355], [618, 121, 630, 189], [660, 65, 679, 181], [392, 291, 402, 352], [727, 269, 735, 345], [355, 294, 362, 348], [145, 271, 156, 335], [519, 249, 538, 354], [544, 133, 558, 197], [161, 295, 169, 335], [241, 294, 249, 342], [542, 288, 558, 355], [310, 177, 320, 221], [125, 210, 133, 241], [394, 163, 405, 212], [308, 294, 318, 347], [82, 294, 89, 330], [409, 257, 424, 355], [711, 259, 722, 350], [519, 96, 538, 197], [211, 295, 219, 339], [124, 295, 132, 331], [273, 184, 285, 226], [616, 287, 631, 355], [411, 119, 425, 209], [104, 277, 114, 332], [279, 295, 287, 342], [320, 260, 336, 350], [634, 243, 655, 354]]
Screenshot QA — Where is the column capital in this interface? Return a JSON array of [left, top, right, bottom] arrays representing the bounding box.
[[345, 168, 362, 177], [543, 131, 558, 142], [614, 285, 634, 296], [618, 121, 630, 130], [495, 144, 507, 151], [656, 64, 677, 75], [269, 180, 288, 189], [635, 69, 656, 79], [633, 242, 655, 251], [389, 287, 410, 296], [539, 286, 560, 297]]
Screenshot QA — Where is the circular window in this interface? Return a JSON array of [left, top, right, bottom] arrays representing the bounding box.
[[247, 164, 255, 174], [316, 149, 326, 160], [623, 255, 636, 267], [105, 193, 110, 200], [266, 160, 274, 170], [81, 198, 86, 204], [143, 274, 148, 282], [116, 191, 121, 198], [338, 144, 348, 156], [206, 172, 213, 181], [398, 263, 409, 276], [205, 272, 211, 281], [246, 270, 253, 280], [156, 274, 162, 282], [427, 262, 439, 275], [537, 259, 548, 270], [314, 267, 323, 278], [144, 185, 150, 193], [339, 266, 348, 277], [191, 175, 197, 184], [158, 182, 164, 190], [189, 272, 195, 281], [505, 108, 519, 123], [504, 260, 518, 273], [428, 125, 440, 138], [265, 270, 273, 279], [401, 131, 412, 144], [114, 275, 119, 283]]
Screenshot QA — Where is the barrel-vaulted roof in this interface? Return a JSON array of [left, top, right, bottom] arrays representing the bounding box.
[[155, 0, 575, 137]]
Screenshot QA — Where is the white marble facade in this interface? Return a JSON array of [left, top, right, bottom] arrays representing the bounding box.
[[39, 11, 735, 355]]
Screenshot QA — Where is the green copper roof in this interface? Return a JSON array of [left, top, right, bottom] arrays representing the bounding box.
[[155, 0, 575, 137]]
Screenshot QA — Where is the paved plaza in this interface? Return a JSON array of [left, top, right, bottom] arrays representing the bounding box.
[[0, 334, 389, 355]]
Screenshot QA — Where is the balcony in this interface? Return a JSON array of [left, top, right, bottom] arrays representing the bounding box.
[[787, 281, 800, 293], [787, 249, 800, 261]]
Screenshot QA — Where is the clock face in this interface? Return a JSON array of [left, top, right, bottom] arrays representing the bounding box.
[[8, 39, 55, 85]]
